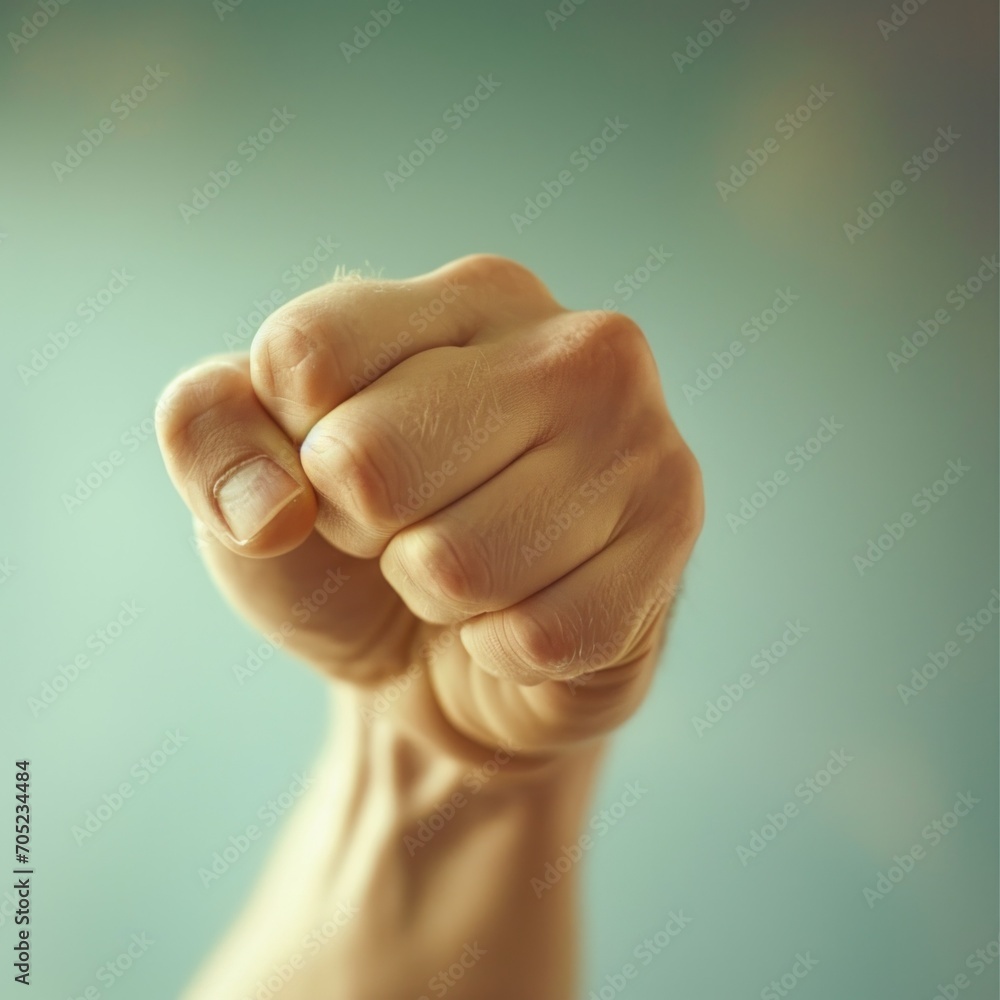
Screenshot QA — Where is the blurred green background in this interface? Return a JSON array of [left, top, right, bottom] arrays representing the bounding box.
[[1, 0, 997, 997]]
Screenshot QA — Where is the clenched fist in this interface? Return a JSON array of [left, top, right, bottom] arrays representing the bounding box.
[[156, 254, 703, 756]]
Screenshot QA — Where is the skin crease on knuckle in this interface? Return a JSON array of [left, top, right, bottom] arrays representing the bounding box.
[[302, 421, 399, 549], [402, 523, 494, 614], [261, 321, 322, 401], [502, 603, 579, 676], [253, 307, 346, 418]]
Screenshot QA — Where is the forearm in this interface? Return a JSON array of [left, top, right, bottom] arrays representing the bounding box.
[[185, 685, 607, 1000]]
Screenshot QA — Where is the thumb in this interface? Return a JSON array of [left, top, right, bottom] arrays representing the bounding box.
[[155, 355, 317, 557]]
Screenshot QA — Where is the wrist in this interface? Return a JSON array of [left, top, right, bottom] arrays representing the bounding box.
[[304, 688, 606, 999], [325, 683, 607, 844]]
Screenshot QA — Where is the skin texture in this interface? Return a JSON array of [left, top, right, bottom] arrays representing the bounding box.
[[156, 254, 703, 999]]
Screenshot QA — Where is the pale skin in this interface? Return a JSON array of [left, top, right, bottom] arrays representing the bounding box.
[[155, 254, 703, 999]]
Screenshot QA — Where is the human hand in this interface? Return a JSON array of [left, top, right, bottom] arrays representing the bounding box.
[[156, 254, 703, 756]]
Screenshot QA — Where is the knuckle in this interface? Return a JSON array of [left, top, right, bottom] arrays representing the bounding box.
[[651, 445, 705, 544], [154, 360, 247, 451], [534, 311, 657, 417], [677, 447, 706, 537], [449, 252, 528, 284], [575, 311, 649, 367], [252, 300, 321, 354], [671, 445, 705, 523], [542, 311, 654, 390], [250, 303, 341, 410], [446, 253, 550, 301], [409, 524, 493, 608], [504, 606, 576, 673], [302, 422, 396, 532]]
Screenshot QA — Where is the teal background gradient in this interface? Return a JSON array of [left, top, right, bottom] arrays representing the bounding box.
[[1, 0, 997, 997]]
